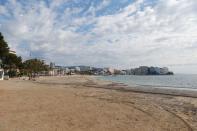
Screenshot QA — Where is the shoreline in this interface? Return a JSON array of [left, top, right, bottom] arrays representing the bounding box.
[[94, 76, 197, 98]]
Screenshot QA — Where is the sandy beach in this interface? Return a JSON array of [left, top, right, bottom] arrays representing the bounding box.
[[0, 75, 197, 131]]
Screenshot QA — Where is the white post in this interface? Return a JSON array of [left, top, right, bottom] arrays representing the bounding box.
[[0, 69, 4, 80]]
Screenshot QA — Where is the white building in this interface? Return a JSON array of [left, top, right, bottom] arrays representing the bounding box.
[[49, 66, 71, 76], [75, 67, 80, 72], [108, 68, 115, 74], [0, 69, 4, 80]]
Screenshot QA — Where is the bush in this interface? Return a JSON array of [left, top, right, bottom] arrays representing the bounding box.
[[8, 70, 17, 78]]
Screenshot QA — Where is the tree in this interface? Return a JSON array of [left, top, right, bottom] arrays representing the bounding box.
[[0, 32, 9, 64], [4, 53, 23, 69], [3, 54, 23, 77], [23, 59, 49, 78], [0, 32, 23, 77], [0, 59, 2, 68]]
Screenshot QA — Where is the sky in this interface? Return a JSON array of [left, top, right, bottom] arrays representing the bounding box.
[[0, 0, 197, 74]]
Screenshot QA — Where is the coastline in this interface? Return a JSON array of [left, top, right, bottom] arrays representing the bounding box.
[[0, 75, 196, 131], [95, 76, 197, 98]]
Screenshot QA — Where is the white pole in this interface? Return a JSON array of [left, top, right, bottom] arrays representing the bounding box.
[[0, 69, 4, 80]]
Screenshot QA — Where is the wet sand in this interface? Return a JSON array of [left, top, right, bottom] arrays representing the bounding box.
[[0, 75, 196, 131]]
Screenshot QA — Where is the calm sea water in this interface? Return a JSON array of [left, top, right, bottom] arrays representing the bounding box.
[[98, 74, 197, 89]]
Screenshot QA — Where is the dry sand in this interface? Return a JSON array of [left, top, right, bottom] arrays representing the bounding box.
[[0, 75, 196, 131]]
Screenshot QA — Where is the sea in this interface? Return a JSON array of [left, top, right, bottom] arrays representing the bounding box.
[[98, 74, 197, 90]]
